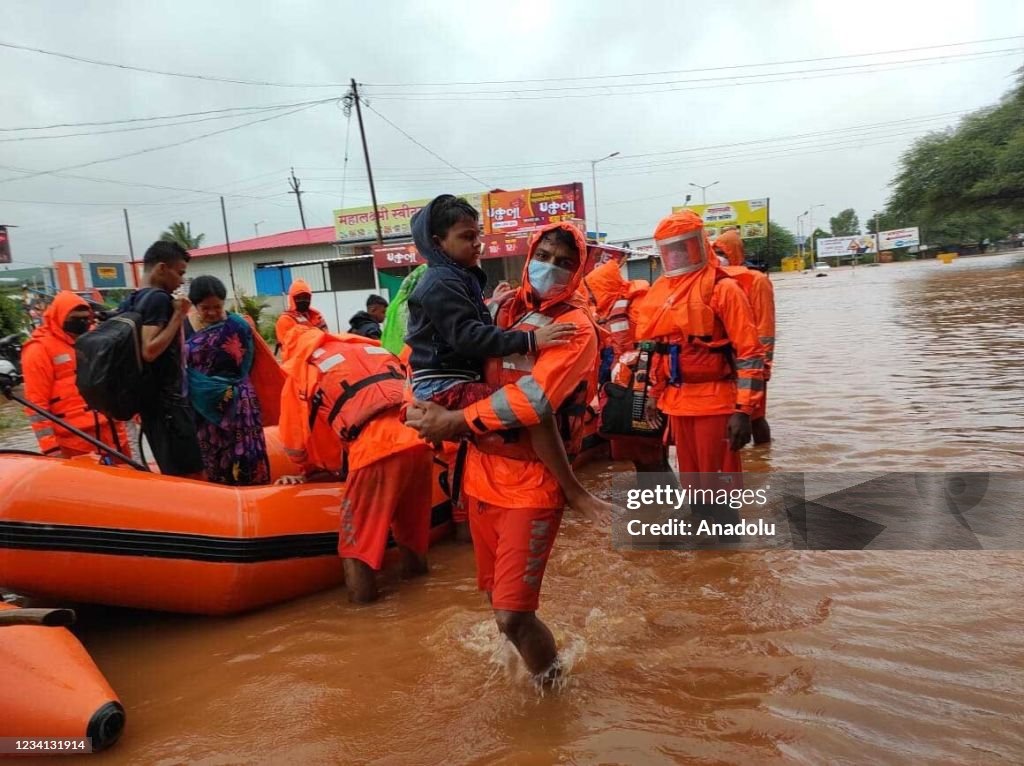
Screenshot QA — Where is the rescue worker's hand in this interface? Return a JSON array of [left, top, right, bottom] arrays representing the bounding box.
[[275, 474, 306, 485], [644, 397, 664, 429], [727, 412, 752, 451], [405, 400, 470, 443], [534, 323, 575, 349]]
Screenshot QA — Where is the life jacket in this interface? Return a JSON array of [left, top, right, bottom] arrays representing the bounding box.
[[303, 340, 406, 441], [635, 266, 735, 385], [480, 301, 593, 460]]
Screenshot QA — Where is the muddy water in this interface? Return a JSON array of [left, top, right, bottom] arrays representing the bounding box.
[[9, 254, 1024, 764]]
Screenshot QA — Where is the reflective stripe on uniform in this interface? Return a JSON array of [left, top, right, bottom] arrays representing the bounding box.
[[735, 357, 765, 371], [516, 375, 552, 419], [612, 299, 630, 311], [501, 354, 533, 373], [737, 378, 766, 391], [514, 312, 553, 330], [609, 320, 630, 333], [316, 353, 346, 372], [489, 389, 521, 429], [34, 427, 55, 438]]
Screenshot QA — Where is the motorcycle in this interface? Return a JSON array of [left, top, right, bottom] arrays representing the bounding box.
[[0, 333, 24, 376]]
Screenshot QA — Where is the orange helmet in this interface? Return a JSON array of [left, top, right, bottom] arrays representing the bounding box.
[[653, 210, 710, 276]]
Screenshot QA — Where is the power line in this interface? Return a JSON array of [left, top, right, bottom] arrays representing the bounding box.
[[0, 99, 337, 142], [366, 49, 1023, 101], [0, 97, 338, 133], [361, 101, 492, 188], [363, 35, 1024, 87], [0, 39, 348, 88], [0, 101, 333, 185]]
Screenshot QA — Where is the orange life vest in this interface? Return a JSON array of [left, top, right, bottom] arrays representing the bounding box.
[[480, 302, 592, 460], [637, 267, 735, 385], [304, 341, 406, 441]]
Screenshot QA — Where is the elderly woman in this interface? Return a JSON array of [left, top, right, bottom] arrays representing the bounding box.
[[184, 276, 270, 485]]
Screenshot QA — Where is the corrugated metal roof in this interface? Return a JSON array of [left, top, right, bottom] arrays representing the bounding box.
[[189, 226, 337, 258]]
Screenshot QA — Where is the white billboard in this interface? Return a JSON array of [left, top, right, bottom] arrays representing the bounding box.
[[816, 235, 878, 258], [878, 227, 920, 249]]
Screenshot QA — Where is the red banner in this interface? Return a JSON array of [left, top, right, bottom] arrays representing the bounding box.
[[485, 183, 585, 234], [0, 226, 11, 265]]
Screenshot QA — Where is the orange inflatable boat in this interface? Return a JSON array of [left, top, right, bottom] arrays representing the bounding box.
[[0, 604, 125, 751], [0, 429, 453, 615]]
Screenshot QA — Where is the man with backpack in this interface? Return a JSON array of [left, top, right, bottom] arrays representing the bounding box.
[[132, 241, 204, 478]]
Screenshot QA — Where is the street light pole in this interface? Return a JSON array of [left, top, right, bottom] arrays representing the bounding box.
[[808, 203, 824, 263], [590, 151, 619, 241], [689, 180, 720, 205]]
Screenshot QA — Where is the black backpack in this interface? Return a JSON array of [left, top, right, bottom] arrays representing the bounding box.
[[75, 290, 157, 420]]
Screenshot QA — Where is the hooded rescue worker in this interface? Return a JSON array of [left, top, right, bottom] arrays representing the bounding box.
[[275, 325, 431, 604], [274, 279, 327, 350], [405, 221, 604, 685], [582, 249, 670, 473], [713, 228, 776, 444], [20, 291, 129, 460], [631, 211, 765, 488]]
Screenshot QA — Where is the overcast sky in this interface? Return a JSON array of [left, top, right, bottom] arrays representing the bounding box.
[[2, 0, 1022, 267]]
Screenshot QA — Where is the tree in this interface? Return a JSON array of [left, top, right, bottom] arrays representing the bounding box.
[[0, 293, 24, 336], [829, 209, 860, 236], [160, 221, 204, 250], [879, 69, 1024, 244], [746, 221, 796, 269]]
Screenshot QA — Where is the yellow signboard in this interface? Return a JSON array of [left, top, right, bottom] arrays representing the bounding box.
[[334, 193, 485, 241], [672, 197, 769, 240]]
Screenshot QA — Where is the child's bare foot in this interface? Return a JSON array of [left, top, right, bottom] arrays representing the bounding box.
[[566, 490, 613, 526]]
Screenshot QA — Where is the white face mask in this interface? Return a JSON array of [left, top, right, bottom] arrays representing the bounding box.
[[528, 260, 573, 299]]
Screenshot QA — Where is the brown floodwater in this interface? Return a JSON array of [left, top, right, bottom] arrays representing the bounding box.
[[5, 253, 1024, 764]]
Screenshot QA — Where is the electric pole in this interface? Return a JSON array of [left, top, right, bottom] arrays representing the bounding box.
[[346, 79, 384, 246], [288, 167, 307, 230]]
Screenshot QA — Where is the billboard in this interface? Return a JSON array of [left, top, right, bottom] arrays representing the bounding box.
[[878, 227, 920, 249], [485, 183, 585, 234], [373, 232, 535, 270], [816, 234, 878, 258], [334, 193, 486, 241], [0, 225, 10, 264], [674, 198, 768, 240]]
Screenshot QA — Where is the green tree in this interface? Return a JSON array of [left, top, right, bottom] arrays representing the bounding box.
[[746, 221, 796, 269], [0, 293, 24, 336], [160, 221, 205, 250], [880, 69, 1024, 244], [829, 208, 860, 236]]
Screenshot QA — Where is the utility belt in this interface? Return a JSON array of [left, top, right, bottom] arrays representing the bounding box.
[[647, 337, 735, 386]]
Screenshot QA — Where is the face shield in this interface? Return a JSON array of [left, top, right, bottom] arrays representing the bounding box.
[[657, 230, 707, 276]]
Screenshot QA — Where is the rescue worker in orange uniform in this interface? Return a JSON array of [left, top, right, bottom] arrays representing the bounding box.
[[405, 222, 604, 684], [275, 325, 431, 604], [583, 249, 670, 473], [632, 211, 765, 488], [713, 228, 776, 444], [274, 279, 328, 350], [20, 291, 129, 460]]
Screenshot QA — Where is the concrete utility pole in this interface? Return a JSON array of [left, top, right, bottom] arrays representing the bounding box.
[[347, 79, 384, 246], [220, 196, 238, 300], [288, 168, 307, 230]]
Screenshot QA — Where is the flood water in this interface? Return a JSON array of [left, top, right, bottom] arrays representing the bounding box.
[[6, 253, 1024, 764]]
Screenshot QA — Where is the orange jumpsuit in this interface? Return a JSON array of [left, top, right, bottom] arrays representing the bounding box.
[[278, 328, 431, 570], [20, 292, 129, 459], [716, 229, 776, 421], [274, 279, 328, 349], [633, 218, 765, 477], [461, 223, 598, 612]]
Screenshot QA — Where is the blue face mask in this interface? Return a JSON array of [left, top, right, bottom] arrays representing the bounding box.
[[528, 260, 573, 300]]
